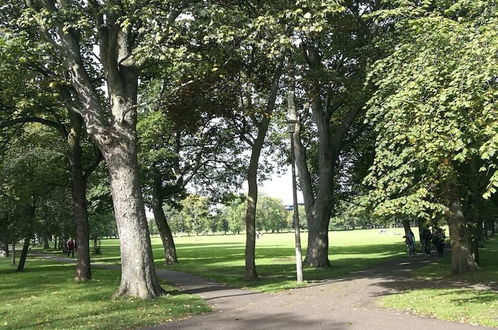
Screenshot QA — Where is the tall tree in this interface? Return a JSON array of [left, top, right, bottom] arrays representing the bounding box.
[[287, 0, 376, 267], [5, 0, 209, 297], [0, 124, 69, 272], [187, 1, 289, 279], [138, 74, 244, 264], [365, 0, 497, 274], [0, 33, 101, 281]]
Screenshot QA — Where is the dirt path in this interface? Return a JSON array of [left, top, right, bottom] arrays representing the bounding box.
[[32, 251, 492, 330]]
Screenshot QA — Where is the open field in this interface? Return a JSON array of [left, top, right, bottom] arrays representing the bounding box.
[[0, 258, 210, 329], [89, 228, 411, 291], [382, 236, 498, 328]]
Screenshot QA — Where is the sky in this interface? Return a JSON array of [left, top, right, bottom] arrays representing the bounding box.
[[259, 166, 304, 206]]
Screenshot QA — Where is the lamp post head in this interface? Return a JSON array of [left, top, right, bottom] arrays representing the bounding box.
[[286, 119, 298, 134]]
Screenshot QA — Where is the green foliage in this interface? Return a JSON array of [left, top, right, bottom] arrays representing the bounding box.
[[222, 200, 246, 235], [181, 195, 210, 235], [0, 125, 69, 243], [365, 1, 498, 217], [87, 166, 116, 239], [256, 196, 289, 233]]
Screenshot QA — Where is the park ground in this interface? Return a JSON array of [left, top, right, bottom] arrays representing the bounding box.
[[0, 228, 496, 329]]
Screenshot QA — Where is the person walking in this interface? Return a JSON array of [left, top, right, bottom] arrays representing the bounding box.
[[421, 227, 432, 256], [66, 238, 75, 258], [403, 229, 416, 256]]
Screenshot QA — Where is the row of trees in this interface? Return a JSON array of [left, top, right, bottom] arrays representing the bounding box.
[[1, 0, 496, 299], [148, 195, 290, 236]]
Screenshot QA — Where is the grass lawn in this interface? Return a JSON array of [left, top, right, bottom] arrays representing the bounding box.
[[0, 257, 210, 329], [87, 228, 410, 292], [382, 236, 498, 328]]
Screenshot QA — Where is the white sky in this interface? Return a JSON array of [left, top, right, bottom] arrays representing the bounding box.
[[259, 166, 304, 205]]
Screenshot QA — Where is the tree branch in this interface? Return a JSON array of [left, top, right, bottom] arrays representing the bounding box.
[[0, 117, 68, 139]]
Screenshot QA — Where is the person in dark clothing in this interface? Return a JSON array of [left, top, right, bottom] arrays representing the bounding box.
[[421, 227, 432, 256], [66, 238, 75, 258], [432, 227, 445, 256]]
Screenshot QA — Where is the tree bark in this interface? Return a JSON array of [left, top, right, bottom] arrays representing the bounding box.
[[104, 136, 164, 298], [17, 236, 31, 272], [151, 175, 178, 264], [402, 219, 411, 236], [446, 183, 479, 274], [304, 88, 336, 267], [484, 220, 489, 240], [68, 110, 92, 281]]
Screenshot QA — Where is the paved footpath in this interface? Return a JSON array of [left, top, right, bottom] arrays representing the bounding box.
[[33, 251, 494, 330]]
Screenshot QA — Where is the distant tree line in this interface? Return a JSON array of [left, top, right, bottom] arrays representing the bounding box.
[[148, 194, 291, 236]]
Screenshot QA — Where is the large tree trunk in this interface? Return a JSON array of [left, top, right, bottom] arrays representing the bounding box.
[[305, 206, 332, 267], [484, 220, 489, 240], [446, 183, 479, 274], [17, 236, 31, 272], [417, 218, 424, 242], [104, 135, 163, 298], [289, 89, 323, 267], [68, 111, 92, 281], [402, 219, 411, 235], [151, 175, 178, 265], [302, 67, 335, 268]]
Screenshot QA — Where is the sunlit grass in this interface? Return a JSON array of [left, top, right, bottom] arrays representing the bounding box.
[[88, 228, 410, 292], [382, 236, 498, 328], [0, 258, 210, 329]]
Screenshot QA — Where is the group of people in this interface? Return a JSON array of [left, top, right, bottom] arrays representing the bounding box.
[[403, 226, 446, 257]]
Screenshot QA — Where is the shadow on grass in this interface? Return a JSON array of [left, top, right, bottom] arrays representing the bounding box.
[[150, 243, 408, 292], [448, 291, 498, 304], [338, 237, 498, 302]]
